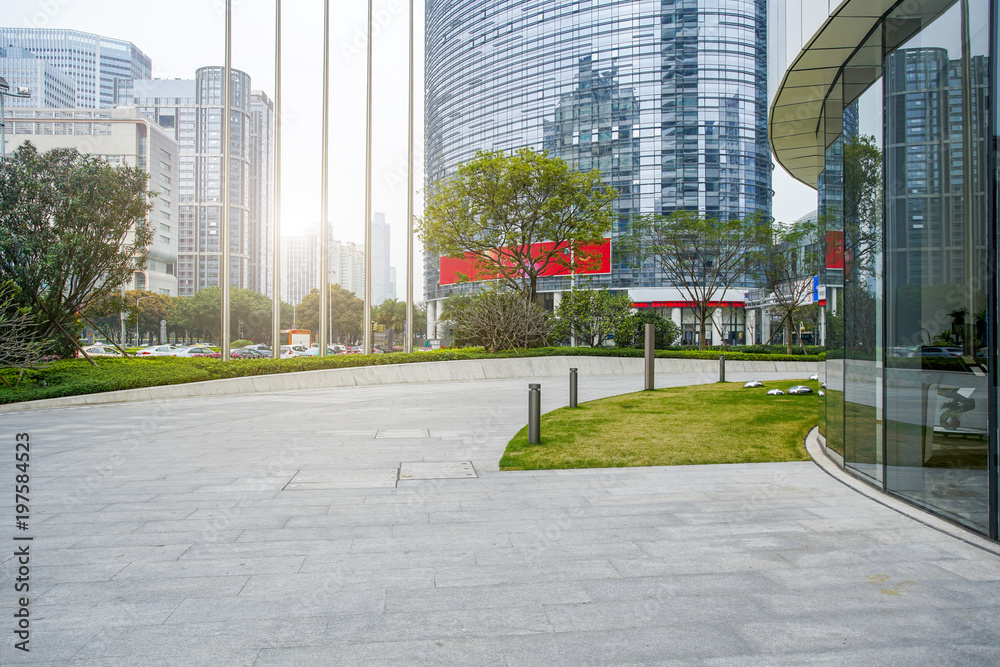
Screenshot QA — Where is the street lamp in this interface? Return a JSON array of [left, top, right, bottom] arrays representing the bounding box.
[[136, 295, 153, 346], [0, 77, 32, 158]]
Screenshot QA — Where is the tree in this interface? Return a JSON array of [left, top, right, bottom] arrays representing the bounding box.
[[0, 143, 154, 362], [0, 283, 50, 388], [749, 221, 819, 354], [296, 284, 364, 342], [420, 148, 616, 305], [843, 134, 882, 278], [616, 309, 681, 349], [449, 288, 552, 352], [623, 211, 769, 350], [554, 290, 635, 348]]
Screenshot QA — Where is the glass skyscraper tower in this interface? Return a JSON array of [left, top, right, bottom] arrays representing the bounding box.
[[424, 0, 771, 315]]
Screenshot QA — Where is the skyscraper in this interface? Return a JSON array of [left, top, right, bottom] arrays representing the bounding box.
[[0, 28, 151, 108], [423, 0, 770, 340], [118, 68, 268, 297], [371, 212, 393, 304]]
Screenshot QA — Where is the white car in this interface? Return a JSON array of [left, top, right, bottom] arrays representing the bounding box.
[[279, 345, 307, 359], [172, 345, 216, 357], [135, 345, 175, 357]]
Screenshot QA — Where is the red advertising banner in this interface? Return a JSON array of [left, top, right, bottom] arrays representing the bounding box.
[[826, 230, 844, 270], [439, 239, 611, 286]]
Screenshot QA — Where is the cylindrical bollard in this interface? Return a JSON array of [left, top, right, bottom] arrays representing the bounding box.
[[719, 355, 726, 383], [569, 368, 578, 408], [644, 323, 655, 390], [528, 383, 541, 444]]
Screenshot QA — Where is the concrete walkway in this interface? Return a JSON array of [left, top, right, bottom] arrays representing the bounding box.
[[1, 369, 998, 665]]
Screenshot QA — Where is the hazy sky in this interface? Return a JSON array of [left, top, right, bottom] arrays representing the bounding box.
[[7, 0, 817, 294]]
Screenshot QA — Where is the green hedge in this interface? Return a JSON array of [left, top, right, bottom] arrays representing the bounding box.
[[0, 346, 821, 405]]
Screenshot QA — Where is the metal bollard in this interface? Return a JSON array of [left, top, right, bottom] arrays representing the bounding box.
[[719, 355, 726, 383], [528, 383, 541, 444], [644, 323, 655, 390], [569, 368, 578, 408]]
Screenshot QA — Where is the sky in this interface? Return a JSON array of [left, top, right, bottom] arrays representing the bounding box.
[[6, 0, 818, 296]]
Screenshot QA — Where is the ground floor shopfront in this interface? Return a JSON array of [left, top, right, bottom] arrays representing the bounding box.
[[771, 0, 999, 538]]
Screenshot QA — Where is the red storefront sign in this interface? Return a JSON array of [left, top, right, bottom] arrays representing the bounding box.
[[632, 301, 745, 309], [439, 239, 611, 286]]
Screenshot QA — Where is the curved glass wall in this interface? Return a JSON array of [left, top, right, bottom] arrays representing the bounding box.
[[818, 0, 994, 536], [424, 0, 771, 301]]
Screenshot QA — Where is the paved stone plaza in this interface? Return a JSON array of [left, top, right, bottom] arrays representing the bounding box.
[[2, 369, 999, 665]]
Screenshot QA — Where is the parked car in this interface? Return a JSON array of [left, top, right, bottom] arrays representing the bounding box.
[[75, 345, 122, 358], [172, 345, 216, 357], [136, 345, 175, 357], [917, 346, 963, 358], [279, 345, 307, 359], [301, 346, 343, 357], [233, 347, 268, 359]]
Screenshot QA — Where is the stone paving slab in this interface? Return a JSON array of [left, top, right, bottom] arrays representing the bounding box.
[[1, 371, 998, 665]]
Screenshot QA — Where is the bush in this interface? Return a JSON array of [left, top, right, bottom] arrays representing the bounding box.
[[231, 339, 253, 348], [0, 345, 822, 405], [449, 289, 552, 352]]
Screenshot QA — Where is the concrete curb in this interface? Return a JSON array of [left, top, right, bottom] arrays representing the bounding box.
[[0, 356, 818, 413]]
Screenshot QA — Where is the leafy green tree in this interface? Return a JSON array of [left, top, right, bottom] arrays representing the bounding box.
[[297, 284, 364, 342], [622, 211, 768, 350], [616, 309, 681, 349], [554, 290, 635, 348], [0, 143, 154, 361], [0, 282, 50, 387], [843, 135, 882, 278], [420, 148, 616, 304]]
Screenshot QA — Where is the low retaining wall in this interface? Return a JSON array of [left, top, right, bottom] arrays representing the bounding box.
[[0, 356, 817, 412]]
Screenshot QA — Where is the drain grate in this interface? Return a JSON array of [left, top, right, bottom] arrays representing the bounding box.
[[399, 461, 478, 480]]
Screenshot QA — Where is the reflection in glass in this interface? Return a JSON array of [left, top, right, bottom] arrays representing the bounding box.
[[884, 0, 990, 532]]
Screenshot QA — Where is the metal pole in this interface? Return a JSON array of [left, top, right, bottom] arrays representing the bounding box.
[[528, 383, 541, 444], [644, 322, 655, 390], [1, 91, 5, 158], [569, 368, 578, 408], [719, 355, 726, 383], [404, 0, 415, 354], [272, 0, 282, 358], [319, 0, 330, 357], [363, 0, 374, 354], [221, 0, 232, 362]]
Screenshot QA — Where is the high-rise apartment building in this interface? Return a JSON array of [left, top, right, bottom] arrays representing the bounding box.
[[118, 68, 270, 297], [280, 233, 367, 305], [0, 45, 75, 107], [334, 239, 366, 299], [0, 28, 151, 108], [6, 107, 179, 296], [423, 0, 770, 342]]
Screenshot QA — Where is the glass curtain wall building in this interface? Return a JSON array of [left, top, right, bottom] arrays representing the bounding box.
[[424, 0, 770, 339], [771, 0, 997, 539], [0, 28, 151, 108]]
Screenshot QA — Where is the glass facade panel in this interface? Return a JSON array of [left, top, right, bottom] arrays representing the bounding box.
[[882, 0, 990, 532]]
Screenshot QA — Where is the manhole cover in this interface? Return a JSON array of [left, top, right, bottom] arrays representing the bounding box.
[[375, 429, 430, 439], [399, 461, 478, 480], [284, 468, 398, 490]]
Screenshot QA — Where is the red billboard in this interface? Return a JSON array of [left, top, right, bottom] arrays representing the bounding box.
[[826, 230, 844, 270], [439, 239, 611, 286], [633, 301, 744, 309]]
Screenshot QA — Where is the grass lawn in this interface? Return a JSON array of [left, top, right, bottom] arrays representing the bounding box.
[[499, 379, 820, 470]]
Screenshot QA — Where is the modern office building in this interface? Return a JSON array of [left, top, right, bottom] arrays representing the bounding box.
[[0, 28, 151, 108], [5, 107, 179, 296], [423, 0, 770, 340], [249, 90, 275, 297], [335, 239, 366, 299], [0, 45, 75, 108], [371, 212, 394, 304], [280, 234, 322, 306], [770, 0, 997, 539], [118, 67, 269, 298]]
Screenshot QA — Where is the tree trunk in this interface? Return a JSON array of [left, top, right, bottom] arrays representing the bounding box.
[[785, 315, 793, 355], [698, 310, 707, 350]]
